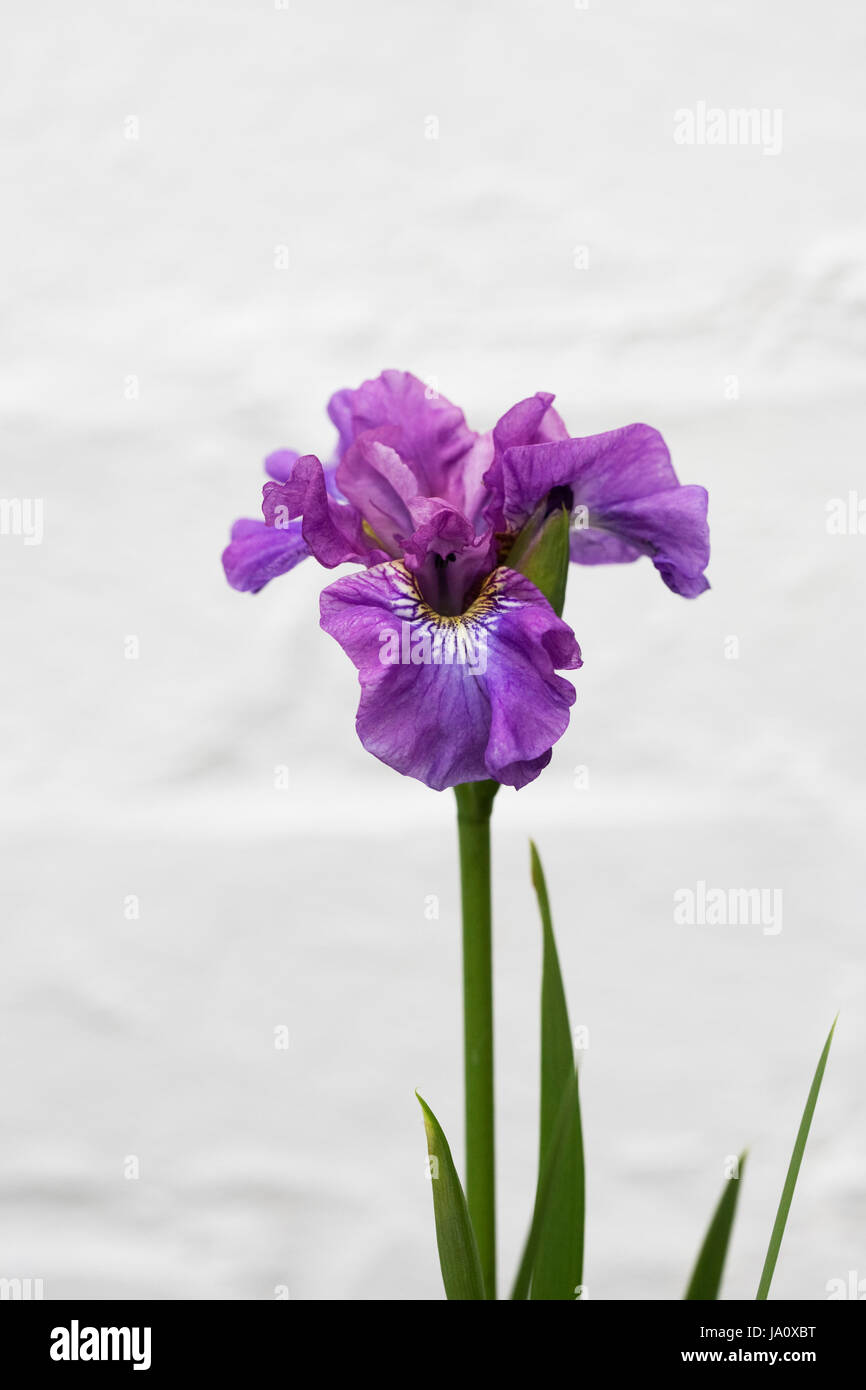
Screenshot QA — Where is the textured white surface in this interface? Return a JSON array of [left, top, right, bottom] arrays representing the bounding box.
[[2, 0, 865, 1300]]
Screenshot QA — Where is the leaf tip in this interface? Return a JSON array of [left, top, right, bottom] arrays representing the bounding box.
[[529, 839, 542, 887]]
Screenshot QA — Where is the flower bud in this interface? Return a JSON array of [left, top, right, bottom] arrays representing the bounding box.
[[506, 501, 571, 616]]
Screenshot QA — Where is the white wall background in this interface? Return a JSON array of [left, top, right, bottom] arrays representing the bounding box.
[[1, 0, 864, 1300]]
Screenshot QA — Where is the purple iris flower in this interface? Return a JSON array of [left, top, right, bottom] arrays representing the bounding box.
[[223, 371, 709, 790]]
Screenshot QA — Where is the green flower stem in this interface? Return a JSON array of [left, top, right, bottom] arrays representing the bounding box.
[[454, 779, 499, 1298]]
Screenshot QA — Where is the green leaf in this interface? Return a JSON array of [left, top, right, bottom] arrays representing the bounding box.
[[512, 1066, 581, 1299], [507, 504, 570, 616], [684, 1153, 746, 1300], [416, 1093, 487, 1300], [506, 843, 587, 1302], [528, 841, 585, 1299], [756, 1017, 837, 1300]]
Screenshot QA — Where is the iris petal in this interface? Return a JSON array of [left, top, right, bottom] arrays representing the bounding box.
[[262, 455, 387, 569], [502, 425, 710, 596], [326, 369, 476, 501], [320, 562, 582, 791], [222, 518, 310, 593]]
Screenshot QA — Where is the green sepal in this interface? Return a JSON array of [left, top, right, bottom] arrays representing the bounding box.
[[506, 504, 570, 616]]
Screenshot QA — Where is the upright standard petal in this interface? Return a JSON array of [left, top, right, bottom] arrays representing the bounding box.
[[222, 518, 310, 593], [492, 391, 569, 454], [482, 391, 570, 529], [502, 425, 710, 596], [335, 431, 420, 555], [326, 370, 476, 501], [320, 562, 582, 792], [457, 431, 495, 527]]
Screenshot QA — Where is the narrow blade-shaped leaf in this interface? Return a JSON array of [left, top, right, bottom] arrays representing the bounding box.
[[756, 1018, 837, 1300], [417, 1093, 487, 1300], [528, 840, 585, 1299], [512, 1066, 581, 1299], [684, 1153, 746, 1299]]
